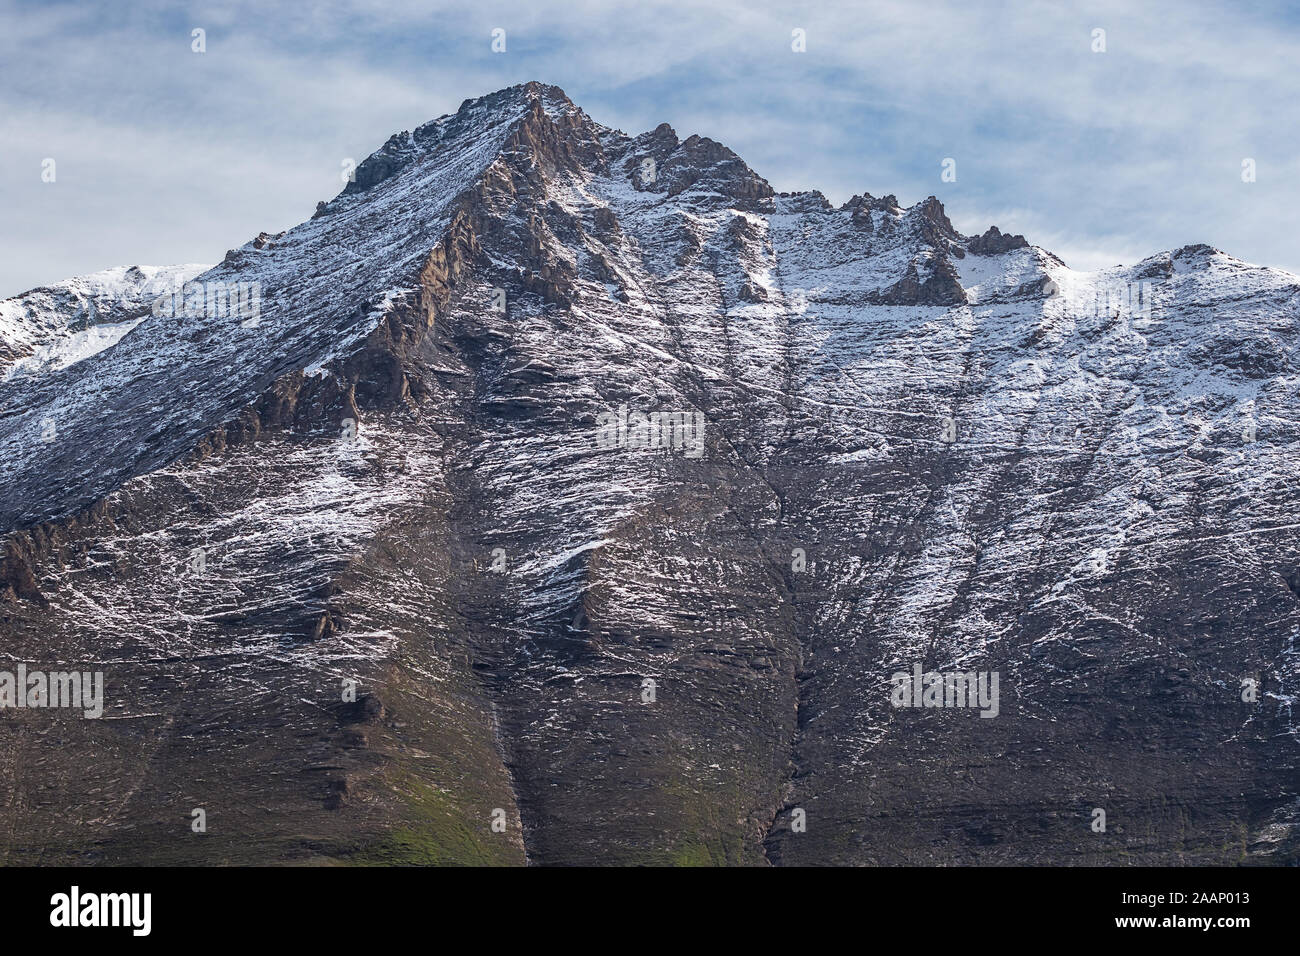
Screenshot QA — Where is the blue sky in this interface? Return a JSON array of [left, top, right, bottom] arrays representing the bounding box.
[[3, 0, 1298, 297]]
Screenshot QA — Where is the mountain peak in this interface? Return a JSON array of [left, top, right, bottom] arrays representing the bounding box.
[[6, 81, 1292, 534], [3, 81, 1299, 868]]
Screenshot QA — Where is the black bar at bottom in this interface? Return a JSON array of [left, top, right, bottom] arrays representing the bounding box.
[[0, 865, 1285, 942]]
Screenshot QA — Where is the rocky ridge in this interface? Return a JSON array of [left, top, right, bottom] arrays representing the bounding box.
[[0, 82, 1297, 865]]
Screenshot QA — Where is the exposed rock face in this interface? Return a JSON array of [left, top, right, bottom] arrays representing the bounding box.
[[0, 81, 1297, 866], [969, 225, 1030, 256]]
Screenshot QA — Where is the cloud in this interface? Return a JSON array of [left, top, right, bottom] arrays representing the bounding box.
[[2, 0, 1297, 297]]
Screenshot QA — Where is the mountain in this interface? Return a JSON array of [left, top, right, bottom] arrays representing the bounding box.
[[1, 81, 1296, 865], [0, 263, 208, 376]]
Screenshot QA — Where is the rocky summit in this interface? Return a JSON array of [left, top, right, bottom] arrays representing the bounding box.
[[1, 82, 1297, 866]]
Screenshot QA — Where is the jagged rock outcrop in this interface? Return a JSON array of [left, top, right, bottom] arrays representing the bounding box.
[[969, 225, 1030, 256], [0, 81, 1297, 866]]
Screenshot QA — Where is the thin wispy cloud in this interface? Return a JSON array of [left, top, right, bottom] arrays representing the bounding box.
[[2, 0, 1297, 296]]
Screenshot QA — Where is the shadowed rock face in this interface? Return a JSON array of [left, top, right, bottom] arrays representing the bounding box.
[[1, 81, 1297, 866], [969, 225, 1030, 256]]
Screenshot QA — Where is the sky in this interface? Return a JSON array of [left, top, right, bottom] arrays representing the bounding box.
[[2, 0, 1298, 298]]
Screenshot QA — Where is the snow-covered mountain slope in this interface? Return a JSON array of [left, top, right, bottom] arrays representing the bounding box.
[[0, 83, 1296, 865], [0, 264, 208, 377]]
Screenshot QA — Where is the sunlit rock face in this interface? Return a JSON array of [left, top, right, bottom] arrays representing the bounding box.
[[1, 82, 1297, 865]]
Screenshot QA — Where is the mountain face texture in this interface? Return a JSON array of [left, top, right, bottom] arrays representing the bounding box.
[[2, 82, 1298, 866], [0, 264, 208, 375]]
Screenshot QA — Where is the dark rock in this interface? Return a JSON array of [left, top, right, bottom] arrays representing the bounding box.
[[968, 225, 1029, 255]]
